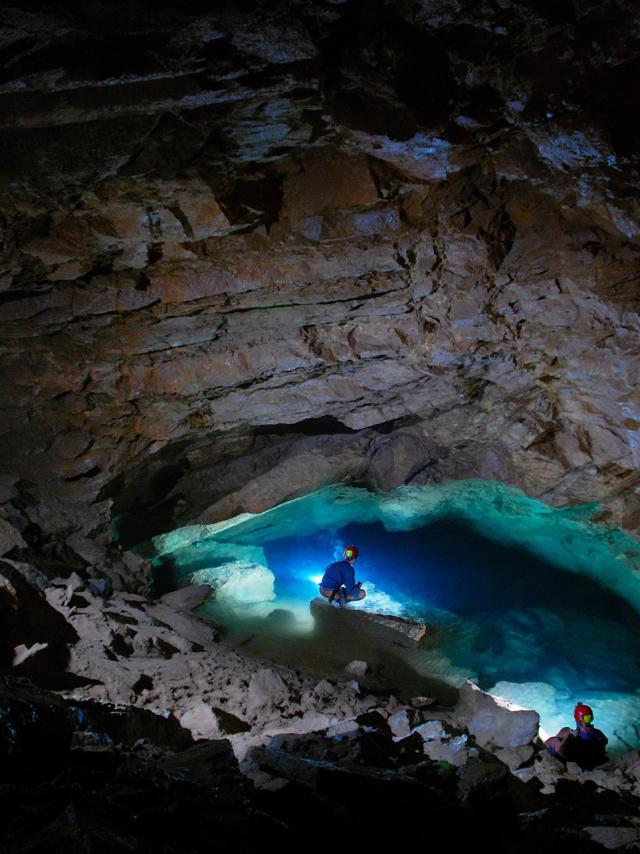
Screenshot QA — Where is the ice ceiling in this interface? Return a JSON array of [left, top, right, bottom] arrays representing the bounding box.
[[150, 479, 640, 610]]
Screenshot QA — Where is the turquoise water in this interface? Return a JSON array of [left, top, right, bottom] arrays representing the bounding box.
[[263, 519, 640, 752], [150, 482, 640, 753]]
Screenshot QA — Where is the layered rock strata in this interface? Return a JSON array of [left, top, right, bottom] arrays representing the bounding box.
[[0, 0, 639, 567]]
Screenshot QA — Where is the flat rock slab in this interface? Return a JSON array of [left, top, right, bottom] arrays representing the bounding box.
[[160, 584, 213, 612], [455, 681, 540, 749], [310, 597, 427, 647], [145, 603, 218, 647]]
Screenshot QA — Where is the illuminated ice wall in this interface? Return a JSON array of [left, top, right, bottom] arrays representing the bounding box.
[[149, 480, 640, 753]]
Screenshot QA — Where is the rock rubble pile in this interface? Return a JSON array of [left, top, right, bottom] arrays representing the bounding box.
[[2, 558, 639, 851]]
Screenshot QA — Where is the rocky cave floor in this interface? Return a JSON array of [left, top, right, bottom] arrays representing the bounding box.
[[2, 553, 640, 853]]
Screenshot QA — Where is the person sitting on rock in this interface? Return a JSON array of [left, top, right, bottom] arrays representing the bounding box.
[[544, 702, 608, 770], [319, 545, 366, 607]]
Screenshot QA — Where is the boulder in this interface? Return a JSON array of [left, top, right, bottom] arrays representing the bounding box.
[[60, 572, 93, 607], [246, 668, 291, 718], [311, 679, 336, 699], [455, 681, 540, 749], [180, 701, 221, 740], [144, 603, 218, 647], [264, 711, 334, 737], [179, 702, 251, 741], [344, 660, 367, 679], [211, 707, 251, 735], [411, 719, 473, 768], [12, 642, 49, 668], [494, 745, 535, 772], [414, 720, 446, 741], [411, 696, 436, 709], [388, 709, 411, 741], [191, 561, 275, 606], [584, 827, 640, 850]]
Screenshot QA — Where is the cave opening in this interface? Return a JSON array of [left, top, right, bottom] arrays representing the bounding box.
[[149, 481, 640, 756]]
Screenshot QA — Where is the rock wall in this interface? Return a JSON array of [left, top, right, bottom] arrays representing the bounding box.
[[1, 0, 639, 568]]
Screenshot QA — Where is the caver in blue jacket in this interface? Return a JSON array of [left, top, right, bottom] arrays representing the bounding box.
[[319, 559, 361, 599]]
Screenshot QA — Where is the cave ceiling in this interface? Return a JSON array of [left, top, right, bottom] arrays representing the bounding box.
[[0, 0, 639, 549]]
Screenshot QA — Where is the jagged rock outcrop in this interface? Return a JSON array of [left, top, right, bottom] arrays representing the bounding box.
[[2, 560, 379, 740], [454, 679, 540, 748]]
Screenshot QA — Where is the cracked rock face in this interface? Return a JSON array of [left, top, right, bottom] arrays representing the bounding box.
[[0, 0, 639, 562]]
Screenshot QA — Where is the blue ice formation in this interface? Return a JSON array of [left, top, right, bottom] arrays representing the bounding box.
[[149, 480, 640, 754], [151, 480, 640, 615]]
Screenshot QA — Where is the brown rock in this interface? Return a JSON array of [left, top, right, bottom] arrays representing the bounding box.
[[279, 149, 379, 221]]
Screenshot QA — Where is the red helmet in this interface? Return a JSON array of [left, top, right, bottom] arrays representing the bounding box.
[[344, 545, 359, 561], [574, 703, 594, 726]]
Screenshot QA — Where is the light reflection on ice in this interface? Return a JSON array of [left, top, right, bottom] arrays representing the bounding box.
[[151, 481, 640, 755]]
